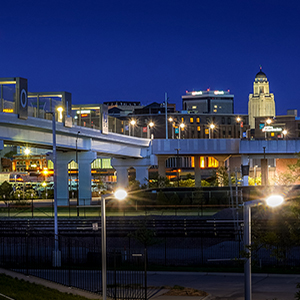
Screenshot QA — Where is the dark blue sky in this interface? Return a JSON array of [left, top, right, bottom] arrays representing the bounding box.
[[1, 0, 300, 115]]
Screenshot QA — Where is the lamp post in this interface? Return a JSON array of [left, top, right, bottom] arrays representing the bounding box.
[[236, 117, 243, 139], [75, 131, 80, 217], [129, 119, 136, 136], [179, 123, 185, 139], [209, 123, 215, 139], [50, 106, 63, 266], [175, 148, 180, 187], [264, 118, 272, 139], [243, 195, 284, 300], [101, 189, 127, 300], [147, 122, 154, 139], [168, 117, 175, 139], [282, 129, 287, 139], [51, 110, 58, 253]]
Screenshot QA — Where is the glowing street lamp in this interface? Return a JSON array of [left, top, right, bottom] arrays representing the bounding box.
[[179, 123, 185, 139], [244, 194, 284, 300], [236, 117, 243, 139], [209, 123, 215, 139], [264, 118, 272, 140], [24, 148, 31, 155], [282, 129, 287, 139], [147, 121, 154, 139], [168, 117, 175, 139], [129, 119, 136, 136], [101, 188, 127, 300]]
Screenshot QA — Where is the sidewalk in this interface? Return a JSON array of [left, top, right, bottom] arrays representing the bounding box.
[[1, 268, 299, 300]]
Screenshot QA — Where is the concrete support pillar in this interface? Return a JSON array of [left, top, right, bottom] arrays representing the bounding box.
[[241, 155, 249, 186], [194, 155, 201, 187], [135, 166, 149, 187], [78, 151, 97, 205], [56, 152, 72, 206], [157, 156, 166, 178], [261, 158, 268, 186], [114, 166, 129, 188], [112, 157, 152, 189]]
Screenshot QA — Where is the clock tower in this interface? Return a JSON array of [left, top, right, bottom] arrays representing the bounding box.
[[248, 68, 275, 129]]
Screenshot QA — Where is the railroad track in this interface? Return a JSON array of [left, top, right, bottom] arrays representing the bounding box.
[[0, 217, 241, 238]]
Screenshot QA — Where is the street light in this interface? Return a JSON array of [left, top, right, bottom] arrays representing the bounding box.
[[243, 194, 284, 300], [168, 117, 175, 139], [282, 129, 287, 139], [101, 188, 127, 300], [209, 123, 215, 139], [24, 148, 30, 155], [75, 131, 80, 217], [179, 123, 185, 139], [129, 119, 136, 136], [236, 117, 243, 139], [50, 106, 63, 267], [264, 118, 272, 139], [147, 121, 154, 139]]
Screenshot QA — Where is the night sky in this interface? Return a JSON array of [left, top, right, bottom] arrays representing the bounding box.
[[1, 0, 300, 115]]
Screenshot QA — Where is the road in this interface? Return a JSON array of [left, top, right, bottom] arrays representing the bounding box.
[[147, 271, 300, 300]]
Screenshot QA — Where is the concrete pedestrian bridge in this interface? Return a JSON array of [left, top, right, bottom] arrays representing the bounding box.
[[2, 112, 300, 205]]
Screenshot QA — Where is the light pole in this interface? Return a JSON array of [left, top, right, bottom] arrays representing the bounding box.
[[264, 118, 272, 139], [129, 119, 136, 136], [50, 106, 63, 267], [175, 148, 180, 187], [147, 121, 154, 139], [168, 117, 175, 139], [282, 129, 287, 139], [101, 188, 127, 300], [236, 117, 243, 139], [179, 123, 185, 139], [209, 123, 215, 139], [75, 131, 80, 217], [243, 195, 284, 300]]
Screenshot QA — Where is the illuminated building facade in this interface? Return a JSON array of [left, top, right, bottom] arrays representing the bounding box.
[[248, 68, 275, 129], [182, 89, 234, 114]]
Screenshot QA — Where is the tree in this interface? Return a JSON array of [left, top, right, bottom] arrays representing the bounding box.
[[128, 219, 160, 248], [0, 181, 13, 201], [148, 175, 171, 188], [156, 190, 168, 205], [275, 155, 300, 185]]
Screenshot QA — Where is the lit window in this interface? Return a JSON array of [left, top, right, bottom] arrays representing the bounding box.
[[197, 126, 200, 131], [213, 109, 217, 112], [208, 157, 219, 168], [196, 118, 200, 123], [214, 105, 217, 108], [190, 117, 194, 124], [181, 117, 184, 122], [200, 157, 205, 168], [192, 106, 197, 109]]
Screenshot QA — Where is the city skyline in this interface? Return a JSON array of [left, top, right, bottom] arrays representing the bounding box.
[[1, 0, 300, 115]]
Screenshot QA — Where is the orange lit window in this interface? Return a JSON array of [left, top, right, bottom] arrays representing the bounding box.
[[208, 157, 219, 168], [181, 117, 184, 123], [200, 157, 205, 168], [196, 118, 200, 123], [190, 117, 194, 124], [191, 156, 205, 168], [197, 126, 200, 131]]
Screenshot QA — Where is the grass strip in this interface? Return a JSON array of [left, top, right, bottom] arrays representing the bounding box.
[[0, 274, 93, 300]]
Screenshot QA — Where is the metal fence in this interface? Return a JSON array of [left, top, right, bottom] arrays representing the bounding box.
[[0, 232, 148, 300]]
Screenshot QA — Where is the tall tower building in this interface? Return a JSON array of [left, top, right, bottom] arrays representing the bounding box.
[[248, 68, 275, 129]]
